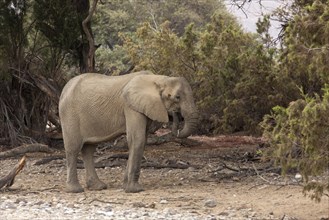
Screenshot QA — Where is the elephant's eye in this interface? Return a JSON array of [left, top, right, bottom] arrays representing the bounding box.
[[175, 95, 180, 100], [167, 94, 171, 98]]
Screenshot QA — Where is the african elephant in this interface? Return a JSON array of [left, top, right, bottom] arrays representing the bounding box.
[[59, 71, 199, 193]]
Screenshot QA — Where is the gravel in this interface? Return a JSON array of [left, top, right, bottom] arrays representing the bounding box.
[[0, 196, 213, 220], [1, 146, 326, 220], [0, 193, 298, 220]]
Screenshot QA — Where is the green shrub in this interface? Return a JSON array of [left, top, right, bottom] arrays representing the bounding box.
[[261, 88, 329, 201]]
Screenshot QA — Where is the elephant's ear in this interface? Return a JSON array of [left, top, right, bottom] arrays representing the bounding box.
[[122, 75, 169, 123]]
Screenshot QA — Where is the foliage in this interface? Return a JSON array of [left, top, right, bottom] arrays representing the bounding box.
[[33, 0, 81, 52], [0, 0, 89, 145], [261, 0, 329, 201], [93, 0, 224, 75], [278, 0, 329, 96], [261, 88, 329, 202], [0, 0, 39, 144], [34, 0, 94, 73]]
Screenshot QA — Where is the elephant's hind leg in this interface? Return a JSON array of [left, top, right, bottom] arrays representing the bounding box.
[[81, 144, 107, 191], [65, 141, 84, 193]]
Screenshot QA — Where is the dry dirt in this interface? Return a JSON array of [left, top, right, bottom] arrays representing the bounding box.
[[0, 133, 328, 220]]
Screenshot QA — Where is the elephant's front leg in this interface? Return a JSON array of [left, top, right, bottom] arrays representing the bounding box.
[[124, 109, 148, 193]]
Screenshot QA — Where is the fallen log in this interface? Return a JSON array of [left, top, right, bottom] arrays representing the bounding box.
[[108, 133, 201, 150], [0, 156, 26, 189], [0, 144, 54, 159], [33, 155, 65, 165]]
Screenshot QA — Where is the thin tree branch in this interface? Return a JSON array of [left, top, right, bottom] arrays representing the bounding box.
[[82, 0, 98, 72]]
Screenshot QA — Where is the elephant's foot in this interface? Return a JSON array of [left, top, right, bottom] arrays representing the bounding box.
[[65, 182, 84, 193], [86, 179, 107, 191], [124, 182, 144, 193]]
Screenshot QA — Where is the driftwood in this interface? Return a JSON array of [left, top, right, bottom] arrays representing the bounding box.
[[0, 156, 26, 189], [0, 144, 54, 159], [94, 153, 129, 163], [111, 133, 201, 149], [148, 134, 200, 147], [34, 153, 130, 166], [142, 161, 192, 169], [77, 160, 195, 170], [37, 155, 197, 170], [33, 155, 65, 165]]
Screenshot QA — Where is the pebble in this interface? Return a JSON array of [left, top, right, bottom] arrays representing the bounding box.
[[295, 173, 302, 180], [159, 199, 168, 204], [204, 199, 217, 208]]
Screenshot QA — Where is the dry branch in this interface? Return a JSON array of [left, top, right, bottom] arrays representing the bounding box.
[[0, 156, 26, 189], [148, 134, 201, 147], [82, 0, 98, 72], [141, 161, 192, 169], [111, 133, 201, 149], [33, 155, 65, 165], [95, 153, 129, 163], [27, 72, 60, 103], [0, 144, 54, 159]]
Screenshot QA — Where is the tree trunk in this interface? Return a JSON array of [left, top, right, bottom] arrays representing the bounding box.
[[82, 0, 98, 72], [74, 0, 98, 73]]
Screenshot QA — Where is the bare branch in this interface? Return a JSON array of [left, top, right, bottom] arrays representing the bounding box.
[[301, 45, 329, 53], [0, 156, 26, 189], [82, 0, 99, 72], [148, 9, 159, 32], [0, 144, 54, 159]]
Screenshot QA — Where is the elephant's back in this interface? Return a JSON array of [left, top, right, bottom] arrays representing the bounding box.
[[60, 71, 152, 103]]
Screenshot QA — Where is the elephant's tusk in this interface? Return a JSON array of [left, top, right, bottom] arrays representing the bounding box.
[[177, 130, 180, 137]]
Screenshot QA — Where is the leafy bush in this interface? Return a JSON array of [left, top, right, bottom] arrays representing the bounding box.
[[259, 0, 329, 201], [261, 88, 329, 201]]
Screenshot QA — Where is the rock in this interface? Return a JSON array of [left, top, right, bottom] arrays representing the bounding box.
[[204, 199, 217, 208], [295, 173, 302, 180], [207, 216, 217, 220], [132, 202, 146, 208], [4, 202, 16, 209], [64, 207, 75, 214], [187, 167, 196, 172], [163, 207, 176, 215], [160, 199, 168, 204], [143, 212, 150, 217], [14, 198, 27, 204], [97, 210, 114, 217], [250, 211, 257, 217], [146, 202, 156, 208], [104, 205, 112, 212], [218, 211, 229, 216], [34, 201, 44, 206]]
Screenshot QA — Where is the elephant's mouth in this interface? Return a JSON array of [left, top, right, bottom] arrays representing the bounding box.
[[168, 112, 184, 123], [168, 111, 199, 138]]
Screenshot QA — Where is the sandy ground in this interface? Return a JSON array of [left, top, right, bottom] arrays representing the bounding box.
[[0, 134, 328, 219]]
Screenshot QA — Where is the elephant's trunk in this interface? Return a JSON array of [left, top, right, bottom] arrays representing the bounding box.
[[177, 111, 199, 138]]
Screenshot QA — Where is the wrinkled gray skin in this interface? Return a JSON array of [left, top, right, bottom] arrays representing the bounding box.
[[59, 71, 199, 193]]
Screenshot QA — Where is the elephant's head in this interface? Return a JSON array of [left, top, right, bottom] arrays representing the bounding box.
[[122, 74, 199, 138]]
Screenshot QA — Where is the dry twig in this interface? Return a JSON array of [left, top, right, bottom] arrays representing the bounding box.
[[0, 156, 26, 189], [0, 144, 54, 159]]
